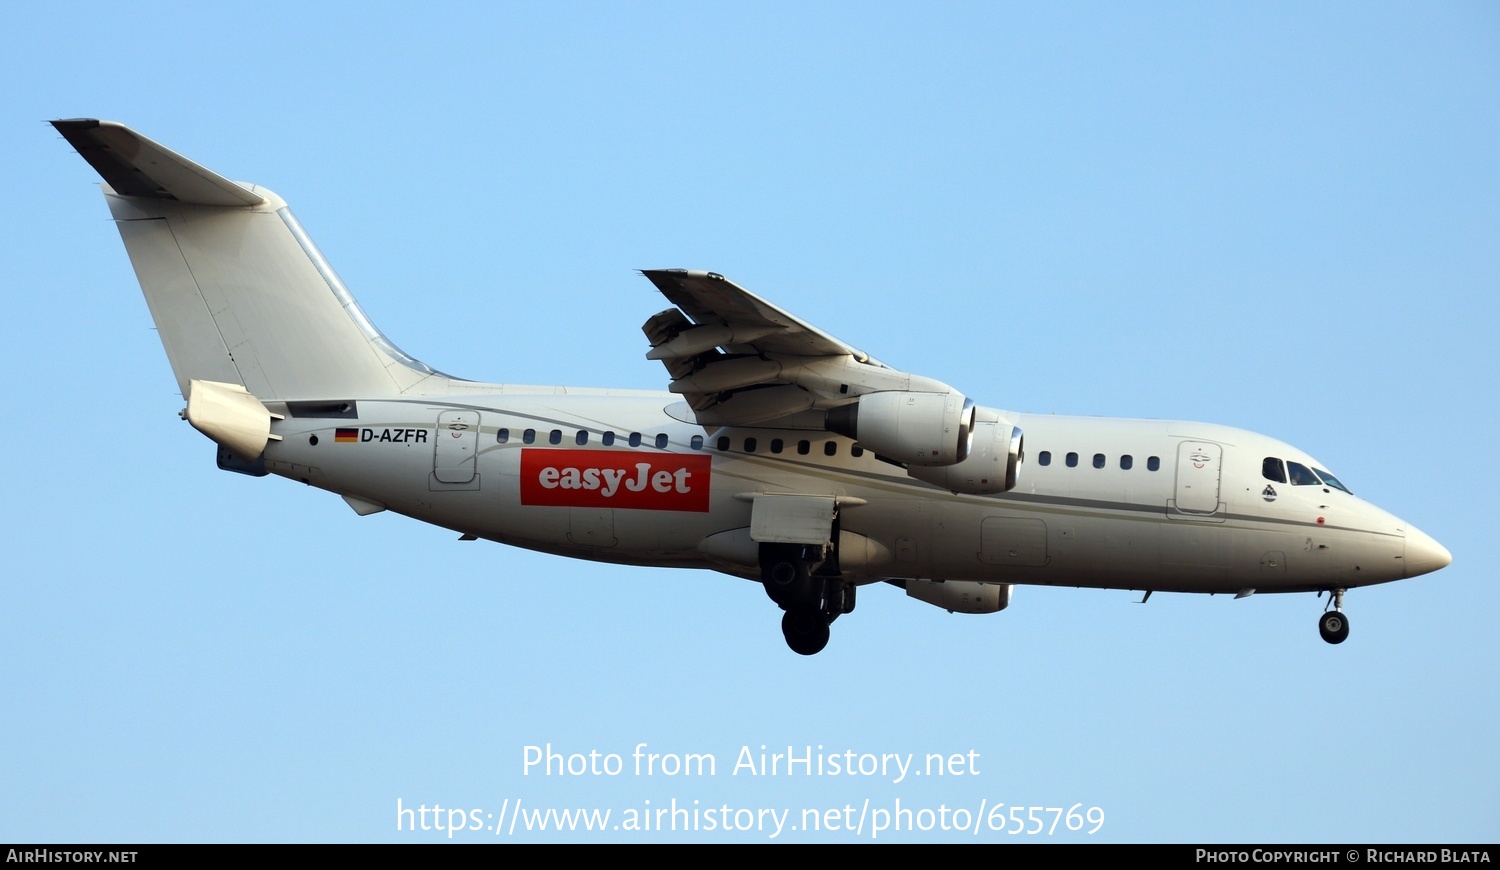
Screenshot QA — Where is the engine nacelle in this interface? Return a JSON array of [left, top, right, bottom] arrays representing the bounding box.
[[902, 579, 1013, 614], [826, 391, 974, 467], [906, 420, 1024, 494]]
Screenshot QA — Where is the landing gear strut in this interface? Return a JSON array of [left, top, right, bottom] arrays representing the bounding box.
[[760, 543, 855, 656], [1318, 588, 1350, 644]]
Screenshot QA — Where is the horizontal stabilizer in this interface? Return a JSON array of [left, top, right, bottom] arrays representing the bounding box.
[[51, 119, 265, 206]]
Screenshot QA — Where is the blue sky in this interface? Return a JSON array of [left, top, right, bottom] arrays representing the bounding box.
[[3, 1, 1496, 843]]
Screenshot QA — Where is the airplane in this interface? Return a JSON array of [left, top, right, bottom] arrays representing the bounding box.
[[51, 118, 1453, 655]]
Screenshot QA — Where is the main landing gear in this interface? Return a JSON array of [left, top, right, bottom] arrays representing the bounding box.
[[1318, 588, 1350, 644], [760, 543, 855, 656]]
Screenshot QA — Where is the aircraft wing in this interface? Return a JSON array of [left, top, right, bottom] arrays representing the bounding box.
[[642, 269, 878, 362], [640, 269, 959, 428]]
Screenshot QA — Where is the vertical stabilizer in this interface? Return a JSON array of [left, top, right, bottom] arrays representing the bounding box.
[[54, 119, 450, 401]]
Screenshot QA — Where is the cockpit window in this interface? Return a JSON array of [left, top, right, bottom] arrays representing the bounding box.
[[1315, 468, 1352, 494], [1287, 461, 1321, 486], [1262, 457, 1287, 484]]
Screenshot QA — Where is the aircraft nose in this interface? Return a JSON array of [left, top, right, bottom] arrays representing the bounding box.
[[1404, 524, 1453, 578]]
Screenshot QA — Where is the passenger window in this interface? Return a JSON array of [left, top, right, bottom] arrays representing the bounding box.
[[602, 431, 615, 447], [690, 435, 703, 450], [770, 438, 784, 454], [1263, 457, 1287, 484], [629, 432, 642, 447], [655, 433, 669, 449], [1120, 455, 1133, 470], [850, 445, 864, 458], [1288, 461, 1321, 486], [548, 429, 562, 445], [1066, 452, 1079, 468], [744, 437, 758, 453], [798, 440, 810, 455], [824, 441, 837, 456], [496, 428, 510, 444], [1147, 456, 1160, 471], [523, 429, 536, 444], [575, 430, 588, 445], [1038, 451, 1051, 466], [1093, 453, 1105, 469], [716, 436, 730, 451]]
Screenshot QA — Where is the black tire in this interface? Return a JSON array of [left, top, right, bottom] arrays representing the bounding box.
[[1319, 611, 1350, 645], [781, 608, 830, 656], [762, 559, 809, 605], [761, 546, 816, 607]]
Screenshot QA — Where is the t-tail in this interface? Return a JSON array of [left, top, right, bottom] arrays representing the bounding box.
[[53, 119, 451, 404]]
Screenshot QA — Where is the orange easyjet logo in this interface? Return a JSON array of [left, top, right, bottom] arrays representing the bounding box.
[[519, 449, 711, 512]]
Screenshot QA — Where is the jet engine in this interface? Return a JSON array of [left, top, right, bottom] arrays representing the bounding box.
[[826, 391, 974, 466], [898, 579, 1013, 614], [906, 420, 1023, 494]]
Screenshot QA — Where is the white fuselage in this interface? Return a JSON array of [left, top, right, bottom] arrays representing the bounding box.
[[258, 388, 1430, 596]]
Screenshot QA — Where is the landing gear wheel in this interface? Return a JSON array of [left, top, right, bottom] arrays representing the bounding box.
[[781, 608, 830, 656], [760, 545, 816, 608], [1318, 610, 1350, 644]]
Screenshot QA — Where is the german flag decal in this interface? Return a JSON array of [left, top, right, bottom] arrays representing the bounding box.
[[335, 427, 359, 443]]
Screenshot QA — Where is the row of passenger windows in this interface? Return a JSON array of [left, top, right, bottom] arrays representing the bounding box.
[[496, 427, 863, 459], [491, 429, 1359, 495], [497, 428, 694, 450], [715, 436, 863, 458], [1262, 457, 1351, 493], [490, 430, 1357, 497], [1036, 451, 1160, 471]]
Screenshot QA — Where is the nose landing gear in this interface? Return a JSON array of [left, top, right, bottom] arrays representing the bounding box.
[[1318, 588, 1350, 644]]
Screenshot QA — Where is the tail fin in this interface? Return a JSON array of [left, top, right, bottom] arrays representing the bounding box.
[[53, 119, 449, 401]]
